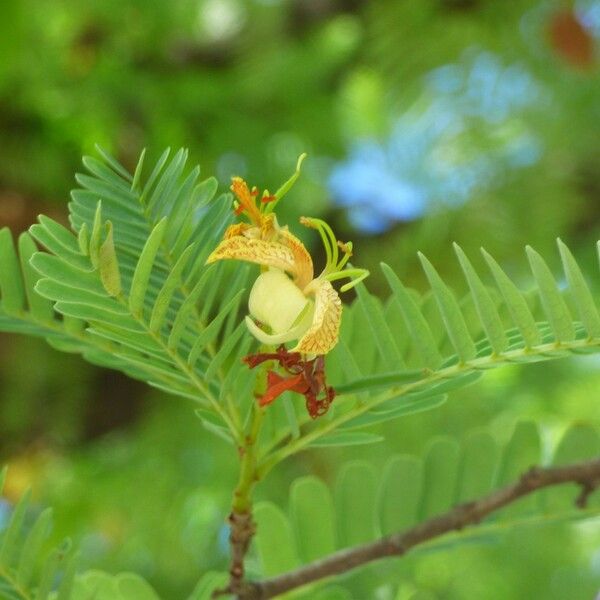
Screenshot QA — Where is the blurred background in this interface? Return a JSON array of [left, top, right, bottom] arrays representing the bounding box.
[[0, 0, 599, 597]]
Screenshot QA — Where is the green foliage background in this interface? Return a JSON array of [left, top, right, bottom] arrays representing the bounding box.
[[0, 0, 599, 598]]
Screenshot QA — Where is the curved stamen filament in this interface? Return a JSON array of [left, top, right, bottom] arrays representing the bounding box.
[[323, 267, 370, 292], [300, 217, 340, 273]]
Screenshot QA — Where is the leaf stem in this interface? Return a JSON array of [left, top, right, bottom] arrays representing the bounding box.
[[258, 333, 600, 475]]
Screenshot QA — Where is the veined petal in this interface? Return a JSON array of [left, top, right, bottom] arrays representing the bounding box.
[[206, 237, 297, 273], [223, 222, 251, 239], [292, 278, 342, 355], [279, 228, 314, 289]]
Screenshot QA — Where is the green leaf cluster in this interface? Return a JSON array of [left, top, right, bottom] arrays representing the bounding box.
[[0, 148, 257, 444], [0, 148, 599, 460], [252, 422, 600, 597], [285, 237, 600, 451], [0, 467, 77, 600]]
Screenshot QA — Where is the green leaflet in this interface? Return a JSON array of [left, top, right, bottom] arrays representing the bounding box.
[[290, 477, 337, 562], [18, 233, 55, 322], [130, 148, 146, 193], [481, 248, 541, 347], [0, 228, 26, 316], [378, 456, 423, 533], [71, 570, 161, 600], [355, 282, 405, 370], [188, 572, 229, 600], [335, 462, 379, 546], [164, 166, 200, 248], [456, 431, 499, 502], [30, 252, 103, 294], [146, 148, 189, 217], [188, 289, 245, 368], [140, 147, 171, 205], [545, 424, 600, 512], [335, 369, 426, 395], [0, 481, 77, 600], [149, 243, 196, 333], [454, 243, 508, 354], [496, 421, 542, 517], [92, 146, 133, 181], [35, 279, 127, 315], [88, 201, 104, 269], [129, 218, 167, 316], [195, 409, 234, 445], [557, 238, 600, 339], [167, 267, 215, 351], [16, 508, 53, 589], [340, 394, 447, 430], [99, 221, 122, 297], [0, 489, 31, 566], [170, 176, 219, 258], [36, 215, 82, 254], [204, 320, 248, 383], [419, 438, 461, 520], [381, 262, 442, 369], [254, 502, 300, 576], [418, 252, 477, 363], [82, 155, 130, 188], [526, 245, 576, 342]]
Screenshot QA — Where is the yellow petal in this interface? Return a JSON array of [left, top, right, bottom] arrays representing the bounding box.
[[223, 223, 251, 239], [206, 237, 298, 274], [292, 278, 341, 355], [278, 228, 314, 289]]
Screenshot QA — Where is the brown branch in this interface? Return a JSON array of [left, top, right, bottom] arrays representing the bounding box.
[[213, 510, 256, 598], [239, 457, 600, 600]]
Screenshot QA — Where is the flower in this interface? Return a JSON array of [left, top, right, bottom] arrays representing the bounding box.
[[207, 162, 368, 357], [205, 158, 368, 417]]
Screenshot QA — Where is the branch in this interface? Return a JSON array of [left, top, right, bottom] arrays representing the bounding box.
[[213, 405, 265, 598], [241, 457, 600, 599]]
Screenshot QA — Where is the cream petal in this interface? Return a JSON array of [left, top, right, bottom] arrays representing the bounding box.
[[248, 270, 311, 334], [245, 315, 311, 345], [292, 278, 342, 355]]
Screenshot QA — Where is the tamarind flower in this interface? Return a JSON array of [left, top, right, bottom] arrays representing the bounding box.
[[206, 159, 368, 416]]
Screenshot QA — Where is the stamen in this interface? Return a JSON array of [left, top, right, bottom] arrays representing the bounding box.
[[300, 217, 335, 272], [336, 240, 353, 271], [323, 267, 370, 292], [230, 177, 262, 224], [317, 219, 339, 270]]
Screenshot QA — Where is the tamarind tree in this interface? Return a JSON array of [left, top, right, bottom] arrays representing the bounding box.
[[1, 148, 600, 599]]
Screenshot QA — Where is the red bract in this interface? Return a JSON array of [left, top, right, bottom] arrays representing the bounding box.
[[243, 346, 335, 418]]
